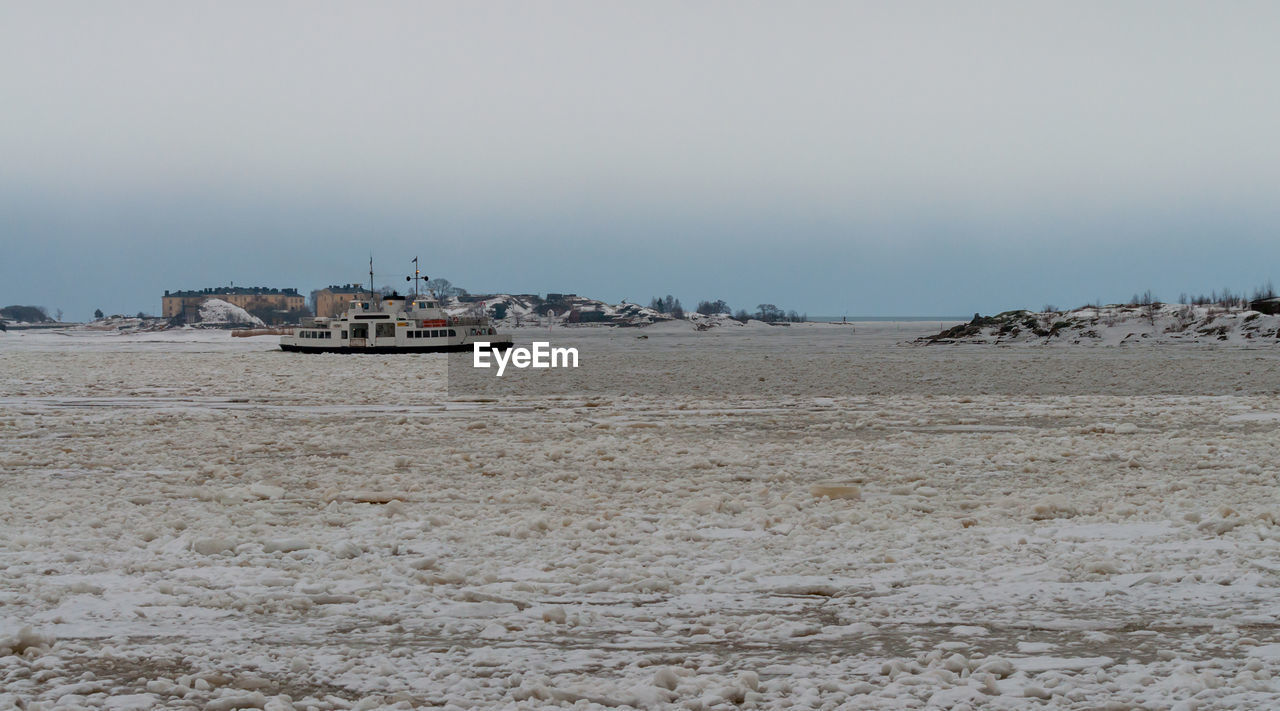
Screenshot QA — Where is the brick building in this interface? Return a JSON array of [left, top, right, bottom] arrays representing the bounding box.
[[162, 287, 306, 324], [312, 284, 371, 318]]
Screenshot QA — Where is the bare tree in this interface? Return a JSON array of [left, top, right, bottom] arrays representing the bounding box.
[[756, 304, 785, 322], [696, 299, 731, 315], [426, 278, 465, 298]]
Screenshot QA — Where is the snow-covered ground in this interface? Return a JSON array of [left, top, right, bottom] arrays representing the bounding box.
[[2, 325, 1279, 709]]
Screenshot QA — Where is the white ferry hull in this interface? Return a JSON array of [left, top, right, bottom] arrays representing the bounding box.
[[280, 339, 511, 355]]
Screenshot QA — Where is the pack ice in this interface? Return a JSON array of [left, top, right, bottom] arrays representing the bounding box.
[[1, 324, 1278, 709]]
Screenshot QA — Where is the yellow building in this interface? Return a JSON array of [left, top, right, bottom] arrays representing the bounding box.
[[163, 287, 306, 324], [313, 284, 371, 318]]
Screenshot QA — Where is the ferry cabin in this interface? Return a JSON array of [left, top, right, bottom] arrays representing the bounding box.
[[281, 296, 505, 353]]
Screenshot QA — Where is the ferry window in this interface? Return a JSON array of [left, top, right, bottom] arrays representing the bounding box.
[[341, 330, 348, 339], [325, 332, 332, 339], [448, 329, 456, 337]]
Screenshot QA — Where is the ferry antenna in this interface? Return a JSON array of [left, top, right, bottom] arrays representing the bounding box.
[[407, 256, 422, 298]]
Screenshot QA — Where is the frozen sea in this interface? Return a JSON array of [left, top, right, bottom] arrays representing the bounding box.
[[2, 324, 1279, 710]]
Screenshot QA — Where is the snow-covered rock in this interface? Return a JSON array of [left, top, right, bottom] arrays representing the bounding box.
[[445, 293, 674, 328], [197, 299, 265, 327], [922, 303, 1280, 345]]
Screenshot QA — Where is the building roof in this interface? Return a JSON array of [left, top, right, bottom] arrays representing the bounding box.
[[165, 287, 300, 297]]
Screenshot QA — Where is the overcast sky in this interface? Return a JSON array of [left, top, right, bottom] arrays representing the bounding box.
[[3, 1, 1279, 320]]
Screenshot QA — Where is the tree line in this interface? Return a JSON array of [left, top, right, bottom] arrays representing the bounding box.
[[650, 296, 807, 323]]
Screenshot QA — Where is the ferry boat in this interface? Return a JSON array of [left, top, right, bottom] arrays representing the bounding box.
[[281, 261, 513, 354]]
